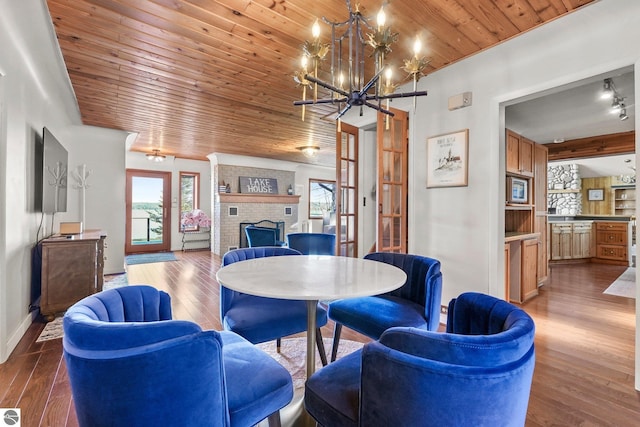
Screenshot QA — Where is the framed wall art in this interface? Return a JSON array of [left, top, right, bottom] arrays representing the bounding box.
[[588, 188, 604, 201], [426, 129, 469, 188]]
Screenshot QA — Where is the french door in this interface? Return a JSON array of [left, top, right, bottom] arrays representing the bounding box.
[[336, 123, 359, 257], [125, 169, 171, 254], [376, 108, 409, 253]]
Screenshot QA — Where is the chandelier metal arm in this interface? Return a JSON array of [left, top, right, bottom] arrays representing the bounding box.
[[293, 97, 347, 106], [303, 74, 351, 98], [374, 90, 429, 100]]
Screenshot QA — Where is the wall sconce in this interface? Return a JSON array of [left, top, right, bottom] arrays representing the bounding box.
[[146, 149, 166, 162], [297, 146, 320, 158]]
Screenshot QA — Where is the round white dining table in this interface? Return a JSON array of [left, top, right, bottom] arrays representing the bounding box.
[[216, 254, 407, 379]]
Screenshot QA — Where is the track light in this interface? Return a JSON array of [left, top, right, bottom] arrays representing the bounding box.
[[610, 96, 622, 114], [619, 105, 629, 121], [601, 78, 614, 99]]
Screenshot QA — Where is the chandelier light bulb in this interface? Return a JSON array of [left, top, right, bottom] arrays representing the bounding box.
[[385, 67, 392, 85], [377, 8, 386, 29], [413, 37, 422, 58], [301, 55, 308, 70], [312, 20, 320, 39]]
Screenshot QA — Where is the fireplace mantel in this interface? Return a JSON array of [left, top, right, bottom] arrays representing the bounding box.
[[218, 193, 300, 204]]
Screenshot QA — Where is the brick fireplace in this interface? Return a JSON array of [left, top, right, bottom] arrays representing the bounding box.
[[212, 164, 299, 255]]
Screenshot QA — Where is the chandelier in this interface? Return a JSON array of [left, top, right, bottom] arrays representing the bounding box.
[[293, 0, 430, 122]]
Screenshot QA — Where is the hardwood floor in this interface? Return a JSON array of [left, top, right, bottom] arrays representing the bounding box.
[[1, 251, 638, 426]]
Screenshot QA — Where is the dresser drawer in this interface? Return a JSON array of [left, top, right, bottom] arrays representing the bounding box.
[[596, 222, 627, 232], [596, 230, 627, 245], [572, 222, 592, 232], [595, 244, 628, 261]]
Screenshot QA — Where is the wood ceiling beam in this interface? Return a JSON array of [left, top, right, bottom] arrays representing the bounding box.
[[547, 131, 635, 161]]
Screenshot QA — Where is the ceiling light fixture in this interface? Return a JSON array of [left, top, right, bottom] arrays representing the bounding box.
[[293, 0, 430, 122], [297, 146, 320, 158], [610, 96, 622, 113], [601, 78, 614, 99], [146, 149, 166, 162], [619, 105, 629, 121]]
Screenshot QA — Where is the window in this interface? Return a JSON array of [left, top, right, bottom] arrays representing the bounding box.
[[309, 179, 336, 219], [179, 172, 200, 231]]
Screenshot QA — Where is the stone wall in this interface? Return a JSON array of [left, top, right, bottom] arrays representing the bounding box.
[[548, 164, 582, 215]]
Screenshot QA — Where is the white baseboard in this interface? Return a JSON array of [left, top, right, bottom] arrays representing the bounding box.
[[1, 311, 38, 364]]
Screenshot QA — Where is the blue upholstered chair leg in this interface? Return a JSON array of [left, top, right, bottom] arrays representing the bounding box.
[[277, 328, 327, 366], [330, 323, 343, 362]]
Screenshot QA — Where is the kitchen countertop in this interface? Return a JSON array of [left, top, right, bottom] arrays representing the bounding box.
[[548, 215, 634, 223]]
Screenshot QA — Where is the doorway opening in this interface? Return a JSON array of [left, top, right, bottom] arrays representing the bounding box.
[[125, 169, 172, 254]]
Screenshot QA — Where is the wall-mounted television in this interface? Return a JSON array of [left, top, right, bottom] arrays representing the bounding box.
[[35, 127, 68, 213], [507, 176, 529, 204]]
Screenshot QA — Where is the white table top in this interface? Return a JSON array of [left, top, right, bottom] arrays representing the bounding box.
[[216, 255, 407, 300]]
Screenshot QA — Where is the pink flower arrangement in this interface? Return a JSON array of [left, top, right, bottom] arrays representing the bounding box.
[[181, 209, 211, 229]]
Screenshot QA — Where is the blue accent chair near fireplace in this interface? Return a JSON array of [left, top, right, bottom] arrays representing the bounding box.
[[305, 292, 536, 426], [328, 252, 442, 361], [286, 232, 336, 255], [63, 285, 293, 427], [245, 225, 286, 247]]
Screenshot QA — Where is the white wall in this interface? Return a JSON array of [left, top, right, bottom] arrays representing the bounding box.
[[126, 152, 212, 252], [0, 0, 129, 362], [56, 126, 129, 274]]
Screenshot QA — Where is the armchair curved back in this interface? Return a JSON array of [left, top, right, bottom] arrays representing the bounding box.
[[364, 252, 442, 331], [245, 225, 280, 247], [286, 232, 336, 255], [63, 285, 229, 427], [360, 293, 535, 426], [220, 247, 302, 319]]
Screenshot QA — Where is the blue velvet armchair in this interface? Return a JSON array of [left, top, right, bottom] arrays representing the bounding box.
[[221, 247, 328, 364], [286, 232, 336, 255], [328, 252, 442, 361], [305, 292, 536, 426], [63, 285, 293, 427]]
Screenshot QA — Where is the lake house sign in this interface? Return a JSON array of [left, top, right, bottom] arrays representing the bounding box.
[[239, 176, 279, 194]]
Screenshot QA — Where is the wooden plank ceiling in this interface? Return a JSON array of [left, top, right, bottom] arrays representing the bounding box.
[[46, 0, 595, 166]]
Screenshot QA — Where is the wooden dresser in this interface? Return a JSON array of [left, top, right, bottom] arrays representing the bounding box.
[[39, 230, 106, 320]]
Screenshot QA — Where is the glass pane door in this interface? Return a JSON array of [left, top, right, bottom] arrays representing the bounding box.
[[377, 108, 408, 253], [336, 123, 358, 257], [126, 169, 171, 254]]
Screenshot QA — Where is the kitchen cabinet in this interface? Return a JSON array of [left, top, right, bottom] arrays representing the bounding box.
[[506, 234, 539, 303], [506, 129, 534, 177], [613, 187, 635, 216], [551, 223, 573, 260], [572, 222, 593, 259], [38, 230, 106, 320], [594, 222, 629, 265], [550, 222, 593, 261]]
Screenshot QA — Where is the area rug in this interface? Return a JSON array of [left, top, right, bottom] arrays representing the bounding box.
[[36, 316, 64, 342], [103, 273, 129, 290], [125, 252, 178, 265], [257, 337, 364, 391], [603, 267, 636, 299]]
